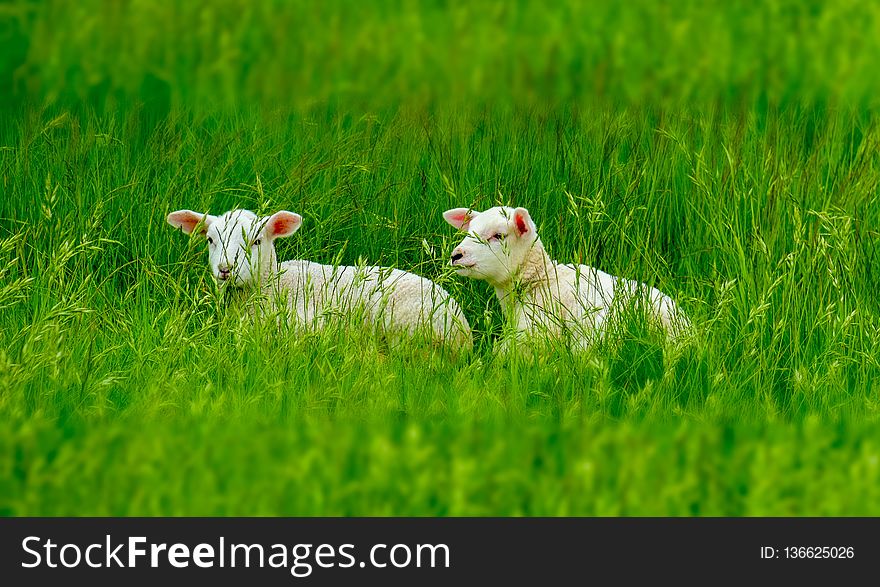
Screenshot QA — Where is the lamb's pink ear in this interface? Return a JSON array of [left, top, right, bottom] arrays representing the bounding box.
[[264, 211, 302, 239], [443, 208, 478, 231], [513, 207, 534, 237], [167, 210, 214, 235]]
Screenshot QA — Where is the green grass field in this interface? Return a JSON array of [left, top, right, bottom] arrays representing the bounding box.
[[1, 0, 880, 515]]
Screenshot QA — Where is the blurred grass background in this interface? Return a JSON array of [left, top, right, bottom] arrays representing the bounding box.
[[5, 417, 880, 516], [1, 0, 879, 515], [4, 0, 880, 110]]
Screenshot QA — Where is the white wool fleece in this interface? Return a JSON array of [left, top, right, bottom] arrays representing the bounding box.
[[443, 205, 689, 350], [168, 208, 472, 349]]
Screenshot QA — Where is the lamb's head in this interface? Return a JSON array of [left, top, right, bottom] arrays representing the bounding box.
[[167, 208, 302, 287], [442, 206, 539, 287]]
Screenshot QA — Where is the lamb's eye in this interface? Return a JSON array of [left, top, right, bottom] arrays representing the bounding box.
[[207, 236, 214, 245], [253, 238, 262, 246], [493, 233, 504, 241]]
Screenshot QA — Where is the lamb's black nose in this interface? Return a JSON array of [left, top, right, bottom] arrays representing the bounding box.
[[451, 252, 463, 262]]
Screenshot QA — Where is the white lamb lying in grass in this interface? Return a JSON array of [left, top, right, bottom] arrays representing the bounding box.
[[167, 208, 472, 349], [442, 205, 689, 352]]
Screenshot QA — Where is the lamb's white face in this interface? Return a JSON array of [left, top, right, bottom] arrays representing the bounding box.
[[442, 206, 538, 287], [167, 208, 302, 288]]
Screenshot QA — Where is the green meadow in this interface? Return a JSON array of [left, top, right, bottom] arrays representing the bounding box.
[[1, 0, 879, 515]]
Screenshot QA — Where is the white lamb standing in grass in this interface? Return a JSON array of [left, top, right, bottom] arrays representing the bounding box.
[[167, 208, 472, 349], [442, 205, 689, 352]]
